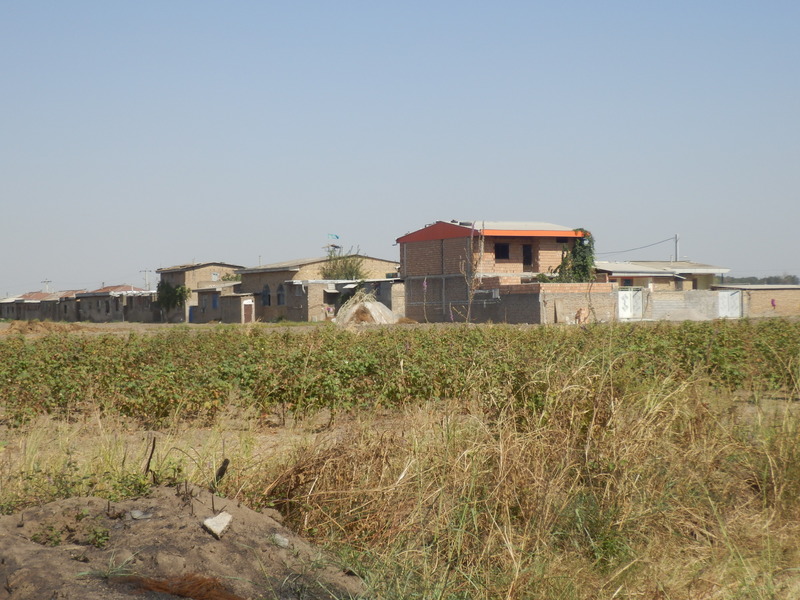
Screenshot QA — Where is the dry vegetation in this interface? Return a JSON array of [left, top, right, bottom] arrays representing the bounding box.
[[1, 319, 799, 598]]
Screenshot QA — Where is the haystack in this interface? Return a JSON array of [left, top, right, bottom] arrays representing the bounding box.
[[335, 289, 398, 326]]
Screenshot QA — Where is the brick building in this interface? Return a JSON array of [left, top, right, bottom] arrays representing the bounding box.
[[238, 255, 402, 322], [156, 262, 244, 322], [595, 261, 729, 291], [76, 285, 156, 323], [397, 220, 590, 323]]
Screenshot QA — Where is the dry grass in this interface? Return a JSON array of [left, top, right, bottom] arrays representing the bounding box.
[[2, 337, 800, 599]]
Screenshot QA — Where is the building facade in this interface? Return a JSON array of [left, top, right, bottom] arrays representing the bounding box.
[[238, 255, 401, 322], [397, 220, 587, 322]]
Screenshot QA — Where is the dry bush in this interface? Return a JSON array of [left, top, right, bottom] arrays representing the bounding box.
[[253, 371, 800, 599]]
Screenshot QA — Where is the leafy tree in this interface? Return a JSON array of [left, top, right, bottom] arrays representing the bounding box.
[[221, 273, 241, 282], [156, 281, 192, 312], [320, 246, 367, 280], [549, 228, 595, 283]]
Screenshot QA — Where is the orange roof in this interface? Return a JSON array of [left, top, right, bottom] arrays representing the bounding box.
[[397, 220, 584, 243]]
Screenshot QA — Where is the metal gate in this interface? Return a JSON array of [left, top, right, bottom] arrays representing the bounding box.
[[618, 288, 643, 319], [718, 290, 742, 318]]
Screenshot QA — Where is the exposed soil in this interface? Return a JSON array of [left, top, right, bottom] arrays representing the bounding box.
[[0, 484, 365, 600]]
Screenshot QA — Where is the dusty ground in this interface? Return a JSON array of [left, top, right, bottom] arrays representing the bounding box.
[[0, 483, 364, 600], [0, 321, 220, 337]]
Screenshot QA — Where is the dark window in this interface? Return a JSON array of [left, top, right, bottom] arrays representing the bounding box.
[[105, 300, 110, 314], [261, 285, 271, 306], [556, 237, 569, 244], [277, 284, 286, 306], [622, 278, 634, 287], [494, 243, 510, 260], [212, 294, 219, 309]]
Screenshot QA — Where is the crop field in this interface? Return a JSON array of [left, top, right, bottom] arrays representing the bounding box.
[[2, 319, 800, 599]]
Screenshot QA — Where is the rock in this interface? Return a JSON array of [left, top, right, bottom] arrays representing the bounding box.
[[202, 511, 233, 539], [271, 533, 290, 548]]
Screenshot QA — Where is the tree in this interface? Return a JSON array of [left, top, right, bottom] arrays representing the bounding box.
[[548, 228, 596, 283], [718, 274, 799, 285], [319, 246, 367, 280], [156, 281, 191, 314]]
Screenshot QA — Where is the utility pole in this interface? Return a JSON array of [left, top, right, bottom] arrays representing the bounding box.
[[140, 270, 153, 290], [674, 234, 679, 262]]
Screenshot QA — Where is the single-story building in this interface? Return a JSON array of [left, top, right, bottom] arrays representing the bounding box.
[[595, 260, 729, 290], [76, 285, 157, 323], [238, 255, 402, 322]]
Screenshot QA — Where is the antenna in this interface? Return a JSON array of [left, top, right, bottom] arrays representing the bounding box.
[[41, 279, 52, 293], [140, 269, 153, 289]]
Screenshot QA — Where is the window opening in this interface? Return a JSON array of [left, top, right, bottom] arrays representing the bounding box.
[[494, 243, 510, 260]]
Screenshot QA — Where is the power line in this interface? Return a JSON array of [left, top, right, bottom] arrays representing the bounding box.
[[596, 236, 676, 256]]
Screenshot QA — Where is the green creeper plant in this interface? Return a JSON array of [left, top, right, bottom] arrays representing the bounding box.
[[551, 228, 595, 282]]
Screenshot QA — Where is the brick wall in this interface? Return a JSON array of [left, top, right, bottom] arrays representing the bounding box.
[[742, 288, 800, 318], [401, 239, 472, 277], [537, 238, 570, 274]]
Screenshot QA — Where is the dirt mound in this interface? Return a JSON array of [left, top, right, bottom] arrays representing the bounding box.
[[0, 485, 364, 600], [2, 320, 86, 336]]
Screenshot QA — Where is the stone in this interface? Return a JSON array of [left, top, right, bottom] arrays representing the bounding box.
[[202, 511, 233, 539]]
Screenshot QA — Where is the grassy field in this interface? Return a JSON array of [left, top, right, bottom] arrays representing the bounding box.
[[2, 319, 799, 598]]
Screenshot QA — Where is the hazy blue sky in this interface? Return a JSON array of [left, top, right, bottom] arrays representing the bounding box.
[[2, 2, 798, 296]]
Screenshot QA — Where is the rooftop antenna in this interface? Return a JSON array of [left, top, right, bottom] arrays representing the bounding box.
[[41, 279, 52, 293], [140, 269, 153, 289]]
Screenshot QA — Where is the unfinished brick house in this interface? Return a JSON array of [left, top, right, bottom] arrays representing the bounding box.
[[396, 220, 611, 323]]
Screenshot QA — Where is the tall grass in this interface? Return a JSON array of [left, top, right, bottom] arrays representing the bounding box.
[[1, 319, 799, 598]]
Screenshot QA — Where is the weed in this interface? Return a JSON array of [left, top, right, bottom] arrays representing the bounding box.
[[87, 526, 110, 548], [31, 524, 62, 546]]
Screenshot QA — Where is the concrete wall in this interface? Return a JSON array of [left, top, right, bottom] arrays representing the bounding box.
[[642, 290, 720, 321]]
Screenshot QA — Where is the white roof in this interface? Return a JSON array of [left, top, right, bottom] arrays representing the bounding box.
[[595, 261, 675, 277], [456, 220, 573, 231], [631, 261, 729, 275], [596, 260, 730, 277]]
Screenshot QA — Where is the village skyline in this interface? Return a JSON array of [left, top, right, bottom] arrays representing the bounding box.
[[3, 4, 799, 297]]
